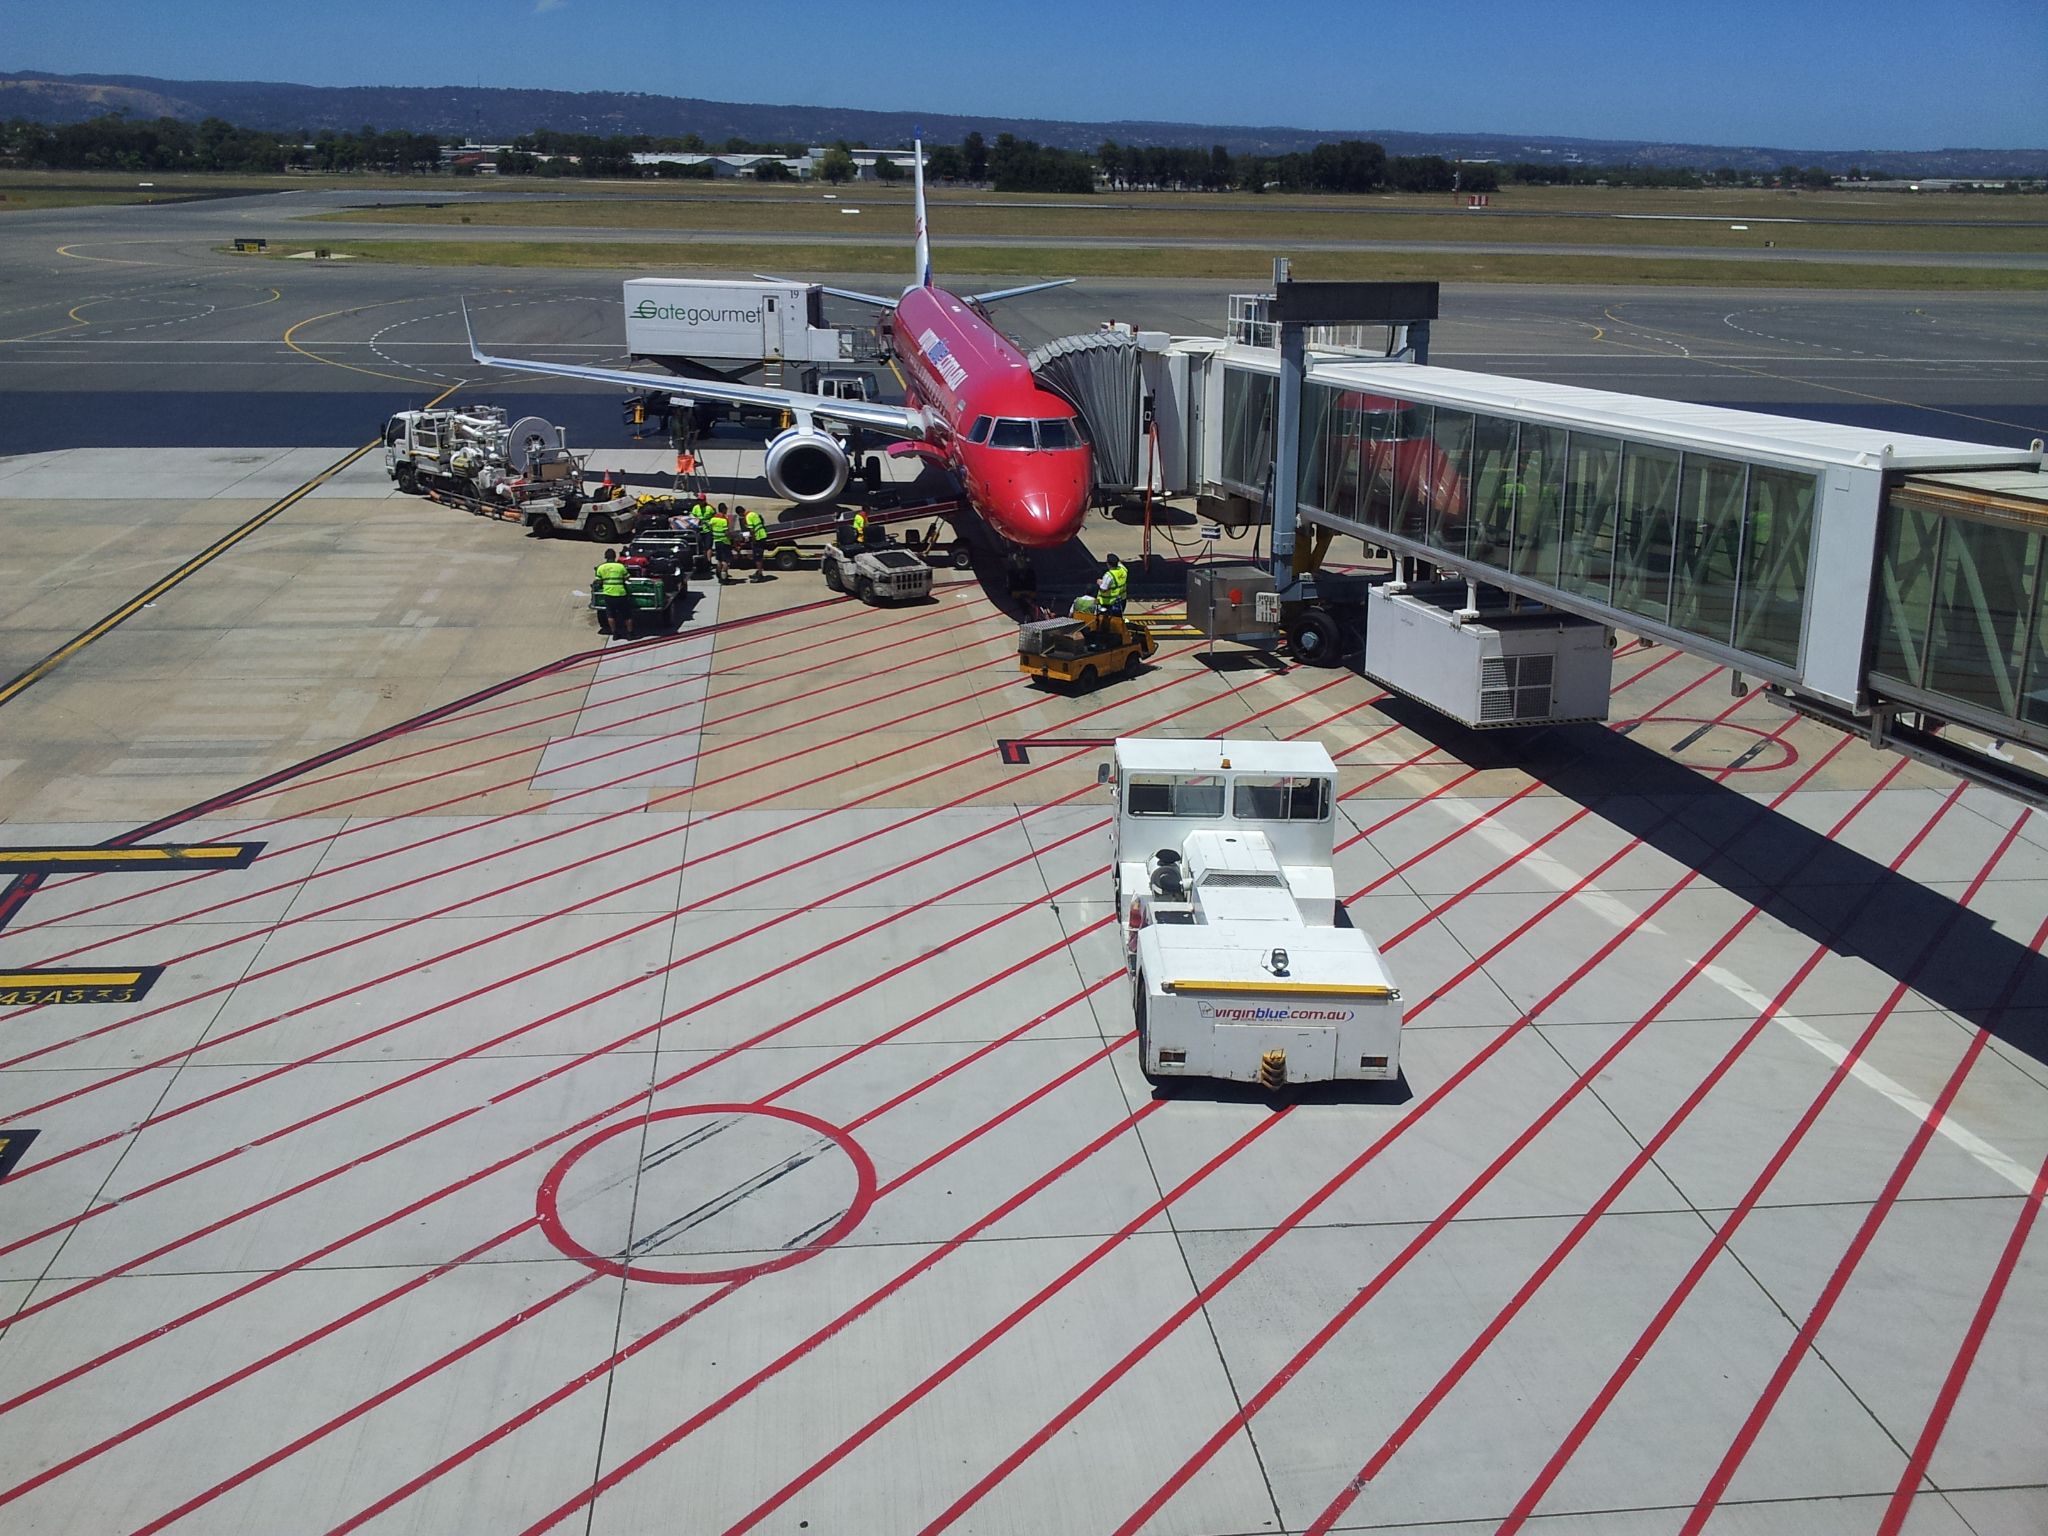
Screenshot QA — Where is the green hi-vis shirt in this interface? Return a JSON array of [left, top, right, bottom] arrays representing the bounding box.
[[594, 561, 630, 597]]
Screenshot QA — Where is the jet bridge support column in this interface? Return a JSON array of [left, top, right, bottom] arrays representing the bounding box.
[[1265, 276, 1440, 663]]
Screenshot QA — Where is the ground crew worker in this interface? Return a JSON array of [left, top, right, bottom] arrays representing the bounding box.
[[852, 508, 869, 545], [1097, 553, 1129, 615], [708, 507, 733, 583], [741, 505, 768, 580], [594, 548, 633, 638]]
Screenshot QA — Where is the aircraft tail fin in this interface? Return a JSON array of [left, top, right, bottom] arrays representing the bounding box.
[[912, 131, 932, 288]]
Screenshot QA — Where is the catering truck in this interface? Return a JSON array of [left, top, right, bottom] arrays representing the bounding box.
[[1110, 738, 1401, 1089]]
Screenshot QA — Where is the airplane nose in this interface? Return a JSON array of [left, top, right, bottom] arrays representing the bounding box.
[[1010, 466, 1091, 548]]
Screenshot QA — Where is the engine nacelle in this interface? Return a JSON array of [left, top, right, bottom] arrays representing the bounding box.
[[763, 426, 851, 505]]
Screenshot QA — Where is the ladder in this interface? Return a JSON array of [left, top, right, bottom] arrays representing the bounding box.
[[668, 418, 710, 504]]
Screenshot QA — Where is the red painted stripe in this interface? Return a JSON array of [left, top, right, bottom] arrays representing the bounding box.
[[1676, 831, 2038, 1536], [1516, 909, 2048, 1536], [1877, 1118, 2048, 1534], [1299, 781, 1984, 1536]]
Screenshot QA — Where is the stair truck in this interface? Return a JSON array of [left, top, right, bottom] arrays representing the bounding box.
[[1109, 738, 1401, 1089]]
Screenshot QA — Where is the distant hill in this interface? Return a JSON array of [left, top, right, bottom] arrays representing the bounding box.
[[4, 69, 2043, 178]]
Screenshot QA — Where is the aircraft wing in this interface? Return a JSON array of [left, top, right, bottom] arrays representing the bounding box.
[[752, 274, 901, 309], [966, 278, 1077, 306], [463, 304, 924, 437]]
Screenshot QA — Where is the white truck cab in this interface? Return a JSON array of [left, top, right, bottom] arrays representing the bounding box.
[[1111, 738, 1401, 1088]]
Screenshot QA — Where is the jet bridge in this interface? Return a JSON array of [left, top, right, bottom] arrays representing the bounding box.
[[1169, 284, 2048, 805]]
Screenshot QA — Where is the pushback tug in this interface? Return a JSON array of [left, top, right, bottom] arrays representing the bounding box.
[[1110, 738, 1401, 1088]]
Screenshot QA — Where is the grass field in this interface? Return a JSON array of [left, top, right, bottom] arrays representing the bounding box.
[[0, 185, 201, 210], [315, 193, 2048, 254], [241, 238, 2048, 291]]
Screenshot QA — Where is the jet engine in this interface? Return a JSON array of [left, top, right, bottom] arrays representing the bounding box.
[[763, 426, 851, 505]]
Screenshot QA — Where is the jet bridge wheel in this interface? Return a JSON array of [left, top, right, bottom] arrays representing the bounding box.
[[1284, 606, 1343, 667]]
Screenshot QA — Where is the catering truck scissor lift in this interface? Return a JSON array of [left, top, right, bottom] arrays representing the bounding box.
[[1110, 738, 1401, 1089]]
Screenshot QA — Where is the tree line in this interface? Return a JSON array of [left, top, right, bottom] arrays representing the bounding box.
[[3, 111, 1942, 194], [0, 115, 440, 174]]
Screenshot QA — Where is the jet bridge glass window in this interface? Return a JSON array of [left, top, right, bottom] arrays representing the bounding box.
[[1232, 775, 1331, 821], [990, 419, 1036, 450], [1559, 433, 1624, 606], [1731, 465, 1817, 666], [1673, 454, 1747, 648], [1126, 774, 1226, 817]]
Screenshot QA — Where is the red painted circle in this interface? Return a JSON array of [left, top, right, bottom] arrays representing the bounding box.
[[537, 1103, 876, 1286], [1618, 715, 1799, 774]]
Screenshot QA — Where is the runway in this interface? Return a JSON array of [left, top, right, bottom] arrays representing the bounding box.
[[1, 185, 2045, 1536]]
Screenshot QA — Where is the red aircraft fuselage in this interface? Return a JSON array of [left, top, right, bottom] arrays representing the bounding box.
[[891, 286, 1092, 549]]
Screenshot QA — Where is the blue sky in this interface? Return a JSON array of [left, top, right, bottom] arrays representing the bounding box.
[[13, 0, 2047, 149]]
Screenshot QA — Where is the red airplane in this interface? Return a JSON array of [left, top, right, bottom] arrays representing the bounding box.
[[1331, 390, 1466, 541], [465, 139, 1094, 549]]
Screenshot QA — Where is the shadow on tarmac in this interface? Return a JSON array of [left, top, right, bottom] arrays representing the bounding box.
[[1361, 693, 2048, 1066]]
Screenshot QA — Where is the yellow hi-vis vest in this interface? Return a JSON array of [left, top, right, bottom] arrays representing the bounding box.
[[709, 515, 731, 547], [1102, 563, 1129, 604], [594, 561, 629, 598], [852, 511, 867, 540], [744, 510, 767, 539]]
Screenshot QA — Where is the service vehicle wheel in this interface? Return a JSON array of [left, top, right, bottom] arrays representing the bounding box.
[[823, 561, 844, 592], [1285, 606, 1343, 667], [1134, 986, 1161, 1085], [395, 465, 418, 495], [587, 514, 619, 544], [856, 575, 877, 605], [773, 546, 800, 571], [1123, 649, 1142, 676], [1138, 630, 1157, 658], [1077, 665, 1098, 690], [948, 543, 973, 570], [526, 515, 551, 538]]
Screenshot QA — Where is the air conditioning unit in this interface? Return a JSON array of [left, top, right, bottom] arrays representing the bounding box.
[[1363, 582, 1611, 728]]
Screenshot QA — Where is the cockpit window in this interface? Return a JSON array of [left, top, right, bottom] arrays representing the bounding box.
[[1037, 418, 1087, 451], [966, 416, 993, 444], [989, 419, 1036, 450]]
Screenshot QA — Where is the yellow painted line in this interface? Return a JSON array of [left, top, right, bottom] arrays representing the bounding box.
[[0, 384, 460, 711], [283, 298, 451, 385], [1162, 979, 1396, 999], [0, 970, 148, 989], [0, 846, 249, 867]]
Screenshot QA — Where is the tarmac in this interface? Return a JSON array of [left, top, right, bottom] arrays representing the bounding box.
[[0, 187, 2044, 1536]]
